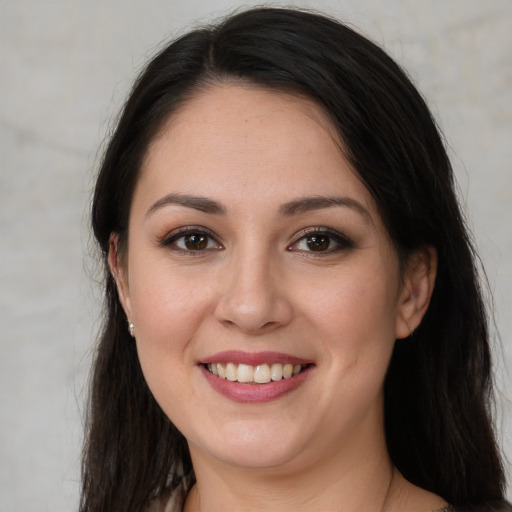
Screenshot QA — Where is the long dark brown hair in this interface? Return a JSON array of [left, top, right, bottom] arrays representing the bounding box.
[[82, 7, 507, 512]]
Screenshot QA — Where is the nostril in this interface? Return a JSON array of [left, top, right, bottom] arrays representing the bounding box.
[[213, 271, 294, 333], [218, 317, 280, 334]]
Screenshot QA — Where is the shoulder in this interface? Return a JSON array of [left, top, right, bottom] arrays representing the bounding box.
[[144, 474, 195, 512], [144, 488, 185, 512]]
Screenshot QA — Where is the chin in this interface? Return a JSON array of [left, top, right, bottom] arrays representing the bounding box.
[[188, 417, 311, 470]]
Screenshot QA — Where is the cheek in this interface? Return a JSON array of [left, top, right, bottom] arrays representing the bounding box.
[[129, 269, 215, 422], [301, 266, 399, 339], [129, 245, 213, 323], [128, 262, 216, 370], [298, 266, 399, 385]]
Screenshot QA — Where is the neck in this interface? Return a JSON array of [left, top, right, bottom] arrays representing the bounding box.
[[184, 424, 398, 512]]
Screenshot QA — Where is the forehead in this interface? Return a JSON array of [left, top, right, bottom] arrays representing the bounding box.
[[145, 84, 341, 165], [136, 84, 377, 219]]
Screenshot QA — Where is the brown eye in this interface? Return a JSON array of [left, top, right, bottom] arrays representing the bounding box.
[[288, 228, 354, 255], [184, 234, 208, 250], [306, 234, 330, 251], [162, 229, 222, 253]]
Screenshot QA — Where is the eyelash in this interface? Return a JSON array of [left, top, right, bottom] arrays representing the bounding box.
[[159, 226, 354, 256], [159, 226, 223, 255], [288, 227, 355, 256]]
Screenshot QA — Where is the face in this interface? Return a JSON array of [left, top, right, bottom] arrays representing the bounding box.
[[113, 85, 428, 474]]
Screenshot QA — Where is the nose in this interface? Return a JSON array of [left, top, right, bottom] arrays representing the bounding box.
[[214, 246, 293, 334]]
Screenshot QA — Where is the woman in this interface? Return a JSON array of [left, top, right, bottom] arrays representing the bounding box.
[[81, 7, 511, 512]]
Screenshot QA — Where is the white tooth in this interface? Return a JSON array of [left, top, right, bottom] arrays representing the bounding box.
[[293, 364, 302, 376], [254, 364, 271, 384], [283, 363, 293, 379], [217, 363, 226, 379], [237, 364, 254, 383], [271, 363, 283, 381], [225, 363, 237, 381], [210, 363, 218, 376]]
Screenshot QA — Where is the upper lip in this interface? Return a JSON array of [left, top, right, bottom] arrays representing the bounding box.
[[199, 350, 313, 366]]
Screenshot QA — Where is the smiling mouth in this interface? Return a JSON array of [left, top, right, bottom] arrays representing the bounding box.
[[205, 362, 310, 384]]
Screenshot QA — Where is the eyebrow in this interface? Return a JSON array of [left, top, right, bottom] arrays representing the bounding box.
[[146, 193, 371, 222], [146, 193, 227, 217], [279, 196, 372, 222]]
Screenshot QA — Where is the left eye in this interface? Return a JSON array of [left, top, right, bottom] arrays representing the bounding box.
[[289, 230, 353, 253]]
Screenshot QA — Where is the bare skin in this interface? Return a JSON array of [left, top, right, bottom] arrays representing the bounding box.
[[183, 453, 446, 512], [111, 85, 442, 512]]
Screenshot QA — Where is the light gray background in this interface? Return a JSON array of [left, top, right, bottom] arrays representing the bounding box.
[[1, 1, 511, 510]]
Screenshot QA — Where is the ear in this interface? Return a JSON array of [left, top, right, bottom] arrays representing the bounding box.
[[395, 246, 437, 339], [108, 233, 133, 321]]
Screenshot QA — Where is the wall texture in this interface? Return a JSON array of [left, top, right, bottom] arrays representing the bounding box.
[[1, 1, 510, 510]]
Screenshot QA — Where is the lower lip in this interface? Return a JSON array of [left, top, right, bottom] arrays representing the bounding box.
[[200, 365, 313, 403]]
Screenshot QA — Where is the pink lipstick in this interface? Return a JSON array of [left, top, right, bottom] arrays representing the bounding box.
[[199, 351, 314, 403]]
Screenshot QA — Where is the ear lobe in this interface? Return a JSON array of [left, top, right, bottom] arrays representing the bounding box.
[[395, 246, 437, 339], [108, 233, 132, 320]]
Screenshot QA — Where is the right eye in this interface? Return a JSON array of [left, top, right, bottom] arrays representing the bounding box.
[[161, 229, 223, 254]]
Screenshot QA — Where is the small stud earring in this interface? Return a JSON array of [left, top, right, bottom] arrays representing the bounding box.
[[128, 322, 135, 337]]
